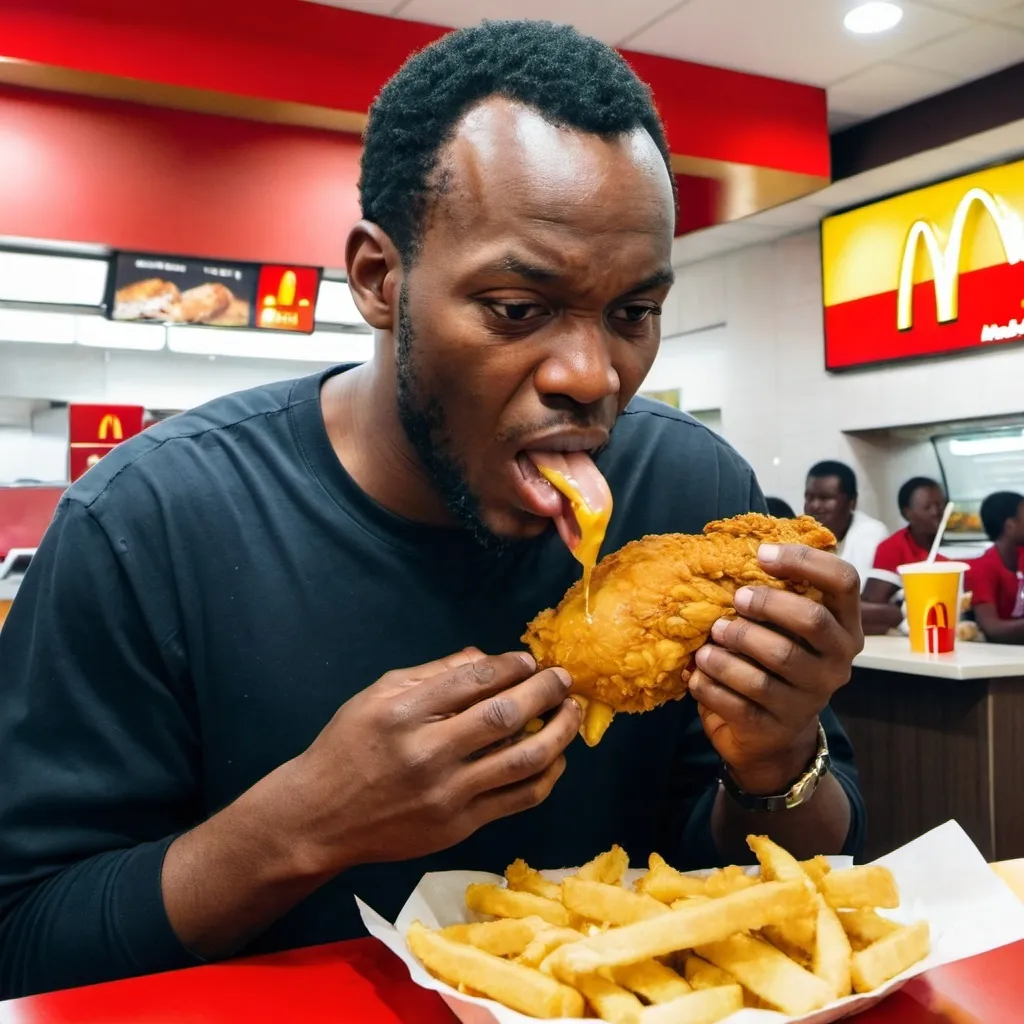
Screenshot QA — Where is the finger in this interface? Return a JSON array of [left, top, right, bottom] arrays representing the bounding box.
[[399, 651, 539, 719], [463, 698, 581, 790], [730, 584, 853, 660], [691, 647, 806, 722], [445, 667, 574, 757], [466, 754, 567, 829], [756, 545, 863, 640], [708, 615, 821, 691]]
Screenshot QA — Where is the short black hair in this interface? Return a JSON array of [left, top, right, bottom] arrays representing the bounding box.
[[808, 460, 858, 500], [980, 491, 1024, 541], [898, 476, 942, 515], [765, 496, 796, 518], [359, 19, 674, 263]]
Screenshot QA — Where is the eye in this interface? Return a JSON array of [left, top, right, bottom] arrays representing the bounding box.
[[485, 302, 548, 322], [609, 304, 661, 325]]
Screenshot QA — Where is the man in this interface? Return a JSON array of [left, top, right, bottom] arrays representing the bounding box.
[[0, 21, 864, 998], [966, 491, 1024, 644], [804, 460, 888, 588], [861, 477, 947, 634]]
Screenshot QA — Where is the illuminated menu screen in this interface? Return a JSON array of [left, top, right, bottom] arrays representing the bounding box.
[[106, 252, 321, 334]]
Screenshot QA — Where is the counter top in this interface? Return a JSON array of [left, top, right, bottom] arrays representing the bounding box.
[[854, 634, 1024, 680]]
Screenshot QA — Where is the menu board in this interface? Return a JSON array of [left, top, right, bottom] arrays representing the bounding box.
[[106, 253, 321, 334]]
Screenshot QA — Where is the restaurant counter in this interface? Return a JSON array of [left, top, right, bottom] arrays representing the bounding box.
[[833, 635, 1024, 862]]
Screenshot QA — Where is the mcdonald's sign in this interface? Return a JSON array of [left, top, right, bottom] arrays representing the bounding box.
[[822, 158, 1024, 370], [68, 404, 144, 482], [255, 265, 319, 333]]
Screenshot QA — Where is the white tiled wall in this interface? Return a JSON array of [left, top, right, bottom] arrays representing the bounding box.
[[651, 229, 1024, 529]]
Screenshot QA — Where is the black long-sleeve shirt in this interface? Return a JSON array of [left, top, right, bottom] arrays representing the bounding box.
[[0, 366, 864, 997]]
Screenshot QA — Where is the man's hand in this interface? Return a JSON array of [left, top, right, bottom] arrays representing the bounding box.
[[688, 544, 863, 796], [290, 647, 581, 871], [162, 647, 579, 959]]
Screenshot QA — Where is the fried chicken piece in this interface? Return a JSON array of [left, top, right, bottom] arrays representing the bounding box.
[[522, 514, 836, 744]]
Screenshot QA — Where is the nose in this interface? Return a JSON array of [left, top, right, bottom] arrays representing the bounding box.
[[533, 320, 620, 407]]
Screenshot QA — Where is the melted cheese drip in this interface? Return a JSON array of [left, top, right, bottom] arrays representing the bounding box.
[[534, 465, 612, 622]]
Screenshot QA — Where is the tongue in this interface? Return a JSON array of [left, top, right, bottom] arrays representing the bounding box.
[[524, 451, 612, 553]]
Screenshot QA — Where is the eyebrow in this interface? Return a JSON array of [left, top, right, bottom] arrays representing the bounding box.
[[483, 255, 676, 295]]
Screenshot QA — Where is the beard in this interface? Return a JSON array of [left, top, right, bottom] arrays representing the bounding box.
[[395, 292, 510, 553]]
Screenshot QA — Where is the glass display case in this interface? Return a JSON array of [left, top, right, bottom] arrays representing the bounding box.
[[932, 425, 1024, 541]]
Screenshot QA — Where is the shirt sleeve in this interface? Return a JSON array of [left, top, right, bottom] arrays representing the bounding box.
[[669, 707, 866, 871], [0, 497, 203, 998], [867, 534, 903, 588]]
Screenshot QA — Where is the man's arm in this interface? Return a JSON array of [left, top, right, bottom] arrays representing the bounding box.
[[0, 499, 204, 997], [974, 604, 1024, 644], [861, 577, 901, 635]]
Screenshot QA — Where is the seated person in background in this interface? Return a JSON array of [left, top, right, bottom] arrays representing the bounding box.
[[803, 460, 888, 589], [861, 477, 947, 635], [765, 496, 795, 518], [966, 491, 1024, 644]]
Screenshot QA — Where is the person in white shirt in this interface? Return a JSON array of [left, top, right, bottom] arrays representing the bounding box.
[[804, 461, 888, 590]]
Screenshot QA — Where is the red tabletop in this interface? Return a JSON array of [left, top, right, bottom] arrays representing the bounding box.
[[1, 936, 1021, 1024]]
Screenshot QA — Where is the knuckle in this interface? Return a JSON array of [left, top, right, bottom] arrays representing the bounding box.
[[746, 666, 774, 701], [749, 587, 772, 616], [836, 561, 861, 596], [423, 785, 459, 823], [504, 739, 548, 779], [480, 696, 521, 734], [806, 600, 832, 634]]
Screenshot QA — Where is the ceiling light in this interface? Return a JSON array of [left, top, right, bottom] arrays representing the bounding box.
[[844, 2, 903, 34]]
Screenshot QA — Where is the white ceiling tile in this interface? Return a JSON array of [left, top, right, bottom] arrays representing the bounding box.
[[989, 1, 1024, 26], [898, 21, 1024, 76], [393, 0, 683, 44], [625, 0, 973, 86], [916, 0, 1020, 14], [827, 61, 959, 117]]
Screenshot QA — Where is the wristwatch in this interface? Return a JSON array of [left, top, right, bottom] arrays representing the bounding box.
[[719, 722, 831, 812]]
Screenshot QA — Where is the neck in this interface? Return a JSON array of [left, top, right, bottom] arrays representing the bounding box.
[[909, 526, 936, 552], [321, 358, 456, 526], [834, 514, 853, 543], [995, 535, 1019, 570]]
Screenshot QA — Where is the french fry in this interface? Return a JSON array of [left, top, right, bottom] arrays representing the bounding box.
[[747, 834, 808, 884], [638, 985, 744, 1024], [801, 855, 833, 887], [851, 921, 931, 993], [671, 896, 712, 909], [838, 908, 900, 951], [704, 865, 760, 898], [578, 696, 616, 748], [574, 973, 644, 1023], [812, 893, 853, 998], [505, 858, 563, 902], [440, 917, 547, 957], [562, 878, 669, 927], [518, 926, 585, 968], [682, 954, 736, 991], [821, 866, 900, 910], [407, 922, 585, 1019], [609, 959, 692, 1003], [637, 854, 707, 903], [465, 883, 570, 927], [574, 845, 630, 885], [746, 836, 818, 956], [548, 880, 813, 977], [694, 934, 834, 1016]]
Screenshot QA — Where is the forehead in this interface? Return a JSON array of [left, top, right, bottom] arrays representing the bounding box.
[[807, 475, 843, 495], [418, 98, 675, 277]]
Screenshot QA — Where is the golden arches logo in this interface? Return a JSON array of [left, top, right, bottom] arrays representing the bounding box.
[[98, 414, 124, 441], [896, 187, 1024, 331]]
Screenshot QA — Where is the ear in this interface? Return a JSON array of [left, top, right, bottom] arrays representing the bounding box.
[[345, 220, 403, 331]]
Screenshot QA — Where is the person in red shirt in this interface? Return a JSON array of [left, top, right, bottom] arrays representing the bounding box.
[[966, 491, 1024, 644], [861, 477, 947, 634]]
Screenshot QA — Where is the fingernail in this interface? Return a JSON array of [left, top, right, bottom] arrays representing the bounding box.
[[695, 646, 712, 669], [733, 587, 753, 612], [758, 543, 781, 564], [518, 652, 537, 672], [555, 668, 573, 689], [567, 697, 583, 717], [711, 618, 728, 642]]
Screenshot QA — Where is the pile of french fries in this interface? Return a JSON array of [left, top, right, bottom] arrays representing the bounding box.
[[406, 835, 930, 1023]]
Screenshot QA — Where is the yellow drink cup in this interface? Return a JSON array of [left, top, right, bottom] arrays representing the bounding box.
[[898, 561, 970, 654]]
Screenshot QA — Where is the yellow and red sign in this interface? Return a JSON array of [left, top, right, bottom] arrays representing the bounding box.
[[68, 403, 144, 482], [256, 265, 319, 333], [822, 158, 1024, 370]]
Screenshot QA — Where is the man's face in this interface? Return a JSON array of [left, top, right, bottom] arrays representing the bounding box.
[[1008, 499, 1024, 544], [905, 486, 946, 534], [395, 98, 676, 545], [803, 475, 854, 537]]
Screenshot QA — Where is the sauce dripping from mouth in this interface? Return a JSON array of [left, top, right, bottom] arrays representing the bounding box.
[[532, 463, 612, 622]]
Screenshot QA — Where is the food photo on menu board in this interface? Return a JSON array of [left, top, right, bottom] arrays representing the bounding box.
[[107, 253, 320, 333]]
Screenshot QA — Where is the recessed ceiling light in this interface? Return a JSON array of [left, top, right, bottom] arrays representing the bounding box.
[[844, 2, 904, 34]]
